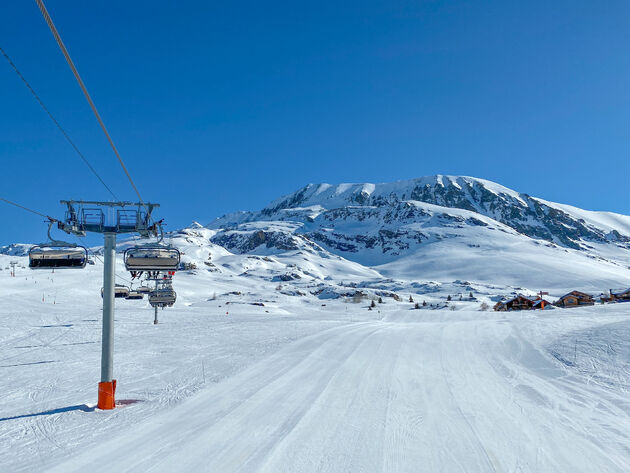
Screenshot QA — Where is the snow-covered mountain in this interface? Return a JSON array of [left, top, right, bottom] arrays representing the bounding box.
[[4, 175, 630, 294], [208, 175, 630, 291], [0, 243, 32, 256]]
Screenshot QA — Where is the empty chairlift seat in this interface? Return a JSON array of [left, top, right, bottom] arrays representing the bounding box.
[[125, 291, 144, 300], [124, 247, 180, 271], [149, 288, 177, 307], [29, 245, 88, 269], [101, 285, 130, 299]]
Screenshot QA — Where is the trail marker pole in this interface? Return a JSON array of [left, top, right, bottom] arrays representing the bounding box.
[[153, 279, 159, 324], [538, 291, 549, 310]]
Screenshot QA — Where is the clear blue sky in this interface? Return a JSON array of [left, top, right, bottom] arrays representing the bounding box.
[[1, 0, 629, 245]]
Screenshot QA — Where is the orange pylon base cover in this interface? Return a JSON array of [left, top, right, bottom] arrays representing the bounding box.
[[98, 379, 116, 410]]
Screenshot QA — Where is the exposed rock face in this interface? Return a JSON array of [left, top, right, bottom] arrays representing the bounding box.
[[210, 224, 324, 255]]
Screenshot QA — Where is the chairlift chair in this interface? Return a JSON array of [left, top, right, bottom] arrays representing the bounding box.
[[124, 246, 180, 271], [101, 285, 130, 299], [125, 291, 144, 300], [148, 287, 177, 307], [29, 221, 88, 270], [124, 223, 180, 272], [29, 244, 88, 269]]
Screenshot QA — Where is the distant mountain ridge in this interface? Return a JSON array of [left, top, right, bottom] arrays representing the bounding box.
[[210, 175, 630, 251], [0, 243, 32, 257], [4, 176, 630, 292]]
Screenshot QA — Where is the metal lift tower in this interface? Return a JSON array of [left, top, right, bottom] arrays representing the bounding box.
[[56, 200, 160, 409]]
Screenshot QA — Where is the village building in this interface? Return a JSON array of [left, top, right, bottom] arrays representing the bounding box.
[[554, 291, 594, 308], [494, 295, 551, 311], [610, 288, 630, 301], [531, 299, 551, 310]]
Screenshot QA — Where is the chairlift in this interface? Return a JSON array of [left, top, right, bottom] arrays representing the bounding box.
[[125, 291, 144, 300], [29, 245, 87, 269], [124, 225, 180, 272], [29, 221, 88, 270], [149, 286, 176, 307], [136, 286, 152, 294], [124, 246, 180, 271], [101, 285, 130, 299]]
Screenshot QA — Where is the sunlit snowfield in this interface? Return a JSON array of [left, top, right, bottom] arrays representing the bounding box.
[[1, 254, 630, 472]]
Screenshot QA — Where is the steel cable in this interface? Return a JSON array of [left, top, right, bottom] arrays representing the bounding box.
[[35, 0, 147, 209], [0, 197, 55, 221], [0, 46, 119, 200]]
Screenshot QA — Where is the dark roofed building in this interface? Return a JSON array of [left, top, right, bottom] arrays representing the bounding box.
[[494, 294, 550, 311], [610, 288, 630, 301], [555, 291, 594, 308]]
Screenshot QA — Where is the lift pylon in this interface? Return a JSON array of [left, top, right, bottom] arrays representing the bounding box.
[[55, 200, 161, 409]]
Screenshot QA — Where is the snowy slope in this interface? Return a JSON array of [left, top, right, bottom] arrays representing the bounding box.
[[2, 256, 630, 472]]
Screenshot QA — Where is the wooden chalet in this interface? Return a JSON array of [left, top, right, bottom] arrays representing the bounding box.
[[494, 295, 550, 311], [610, 288, 630, 301], [554, 291, 594, 308], [531, 298, 551, 310]]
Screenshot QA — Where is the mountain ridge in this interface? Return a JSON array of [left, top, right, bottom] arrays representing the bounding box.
[[209, 175, 630, 250]]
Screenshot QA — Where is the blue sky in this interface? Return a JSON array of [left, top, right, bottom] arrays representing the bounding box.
[[1, 0, 629, 245]]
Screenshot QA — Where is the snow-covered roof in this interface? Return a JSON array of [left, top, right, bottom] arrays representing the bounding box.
[[558, 291, 592, 300], [497, 294, 537, 304]]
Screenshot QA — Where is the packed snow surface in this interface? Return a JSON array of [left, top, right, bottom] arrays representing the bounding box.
[[1, 252, 630, 472]]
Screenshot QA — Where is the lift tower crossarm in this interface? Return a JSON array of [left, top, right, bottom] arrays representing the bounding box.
[[60, 200, 160, 208], [57, 201, 160, 238]]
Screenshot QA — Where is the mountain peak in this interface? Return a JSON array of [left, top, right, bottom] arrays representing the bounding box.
[[262, 175, 526, 215]]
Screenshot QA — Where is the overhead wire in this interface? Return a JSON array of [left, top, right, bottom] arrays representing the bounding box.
[[0, 197, 55, 221], [89, 251, 134, 285], [0, 46, 119, 201], [35, 0, 148, 210]]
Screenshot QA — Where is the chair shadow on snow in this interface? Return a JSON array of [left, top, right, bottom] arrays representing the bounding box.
[[0, 399, 143, 421], [116, 399, 141, 406]]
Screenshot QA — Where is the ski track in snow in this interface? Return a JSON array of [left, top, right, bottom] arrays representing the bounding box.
[[4, 312, 623, 473], [2, 254, 630, 472]]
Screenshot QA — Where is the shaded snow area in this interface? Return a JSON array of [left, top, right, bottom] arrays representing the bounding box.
[[1, 251, 630, 472]]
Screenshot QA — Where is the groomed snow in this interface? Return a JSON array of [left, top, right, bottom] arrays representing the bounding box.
[[1, 252, 630, 472]]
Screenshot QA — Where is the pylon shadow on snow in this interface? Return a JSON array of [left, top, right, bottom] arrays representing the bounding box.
[[0, 404, 95, 421]]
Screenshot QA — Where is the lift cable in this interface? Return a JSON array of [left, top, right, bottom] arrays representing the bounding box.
[[35, 0, 147, 209], [0, 46, 119, 201], [0, 197, 56, 221], [85, 246, 136, 286], [91, 252, 134, 285]]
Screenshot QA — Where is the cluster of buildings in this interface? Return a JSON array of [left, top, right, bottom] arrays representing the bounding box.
[[493, 288, 630, 311]]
